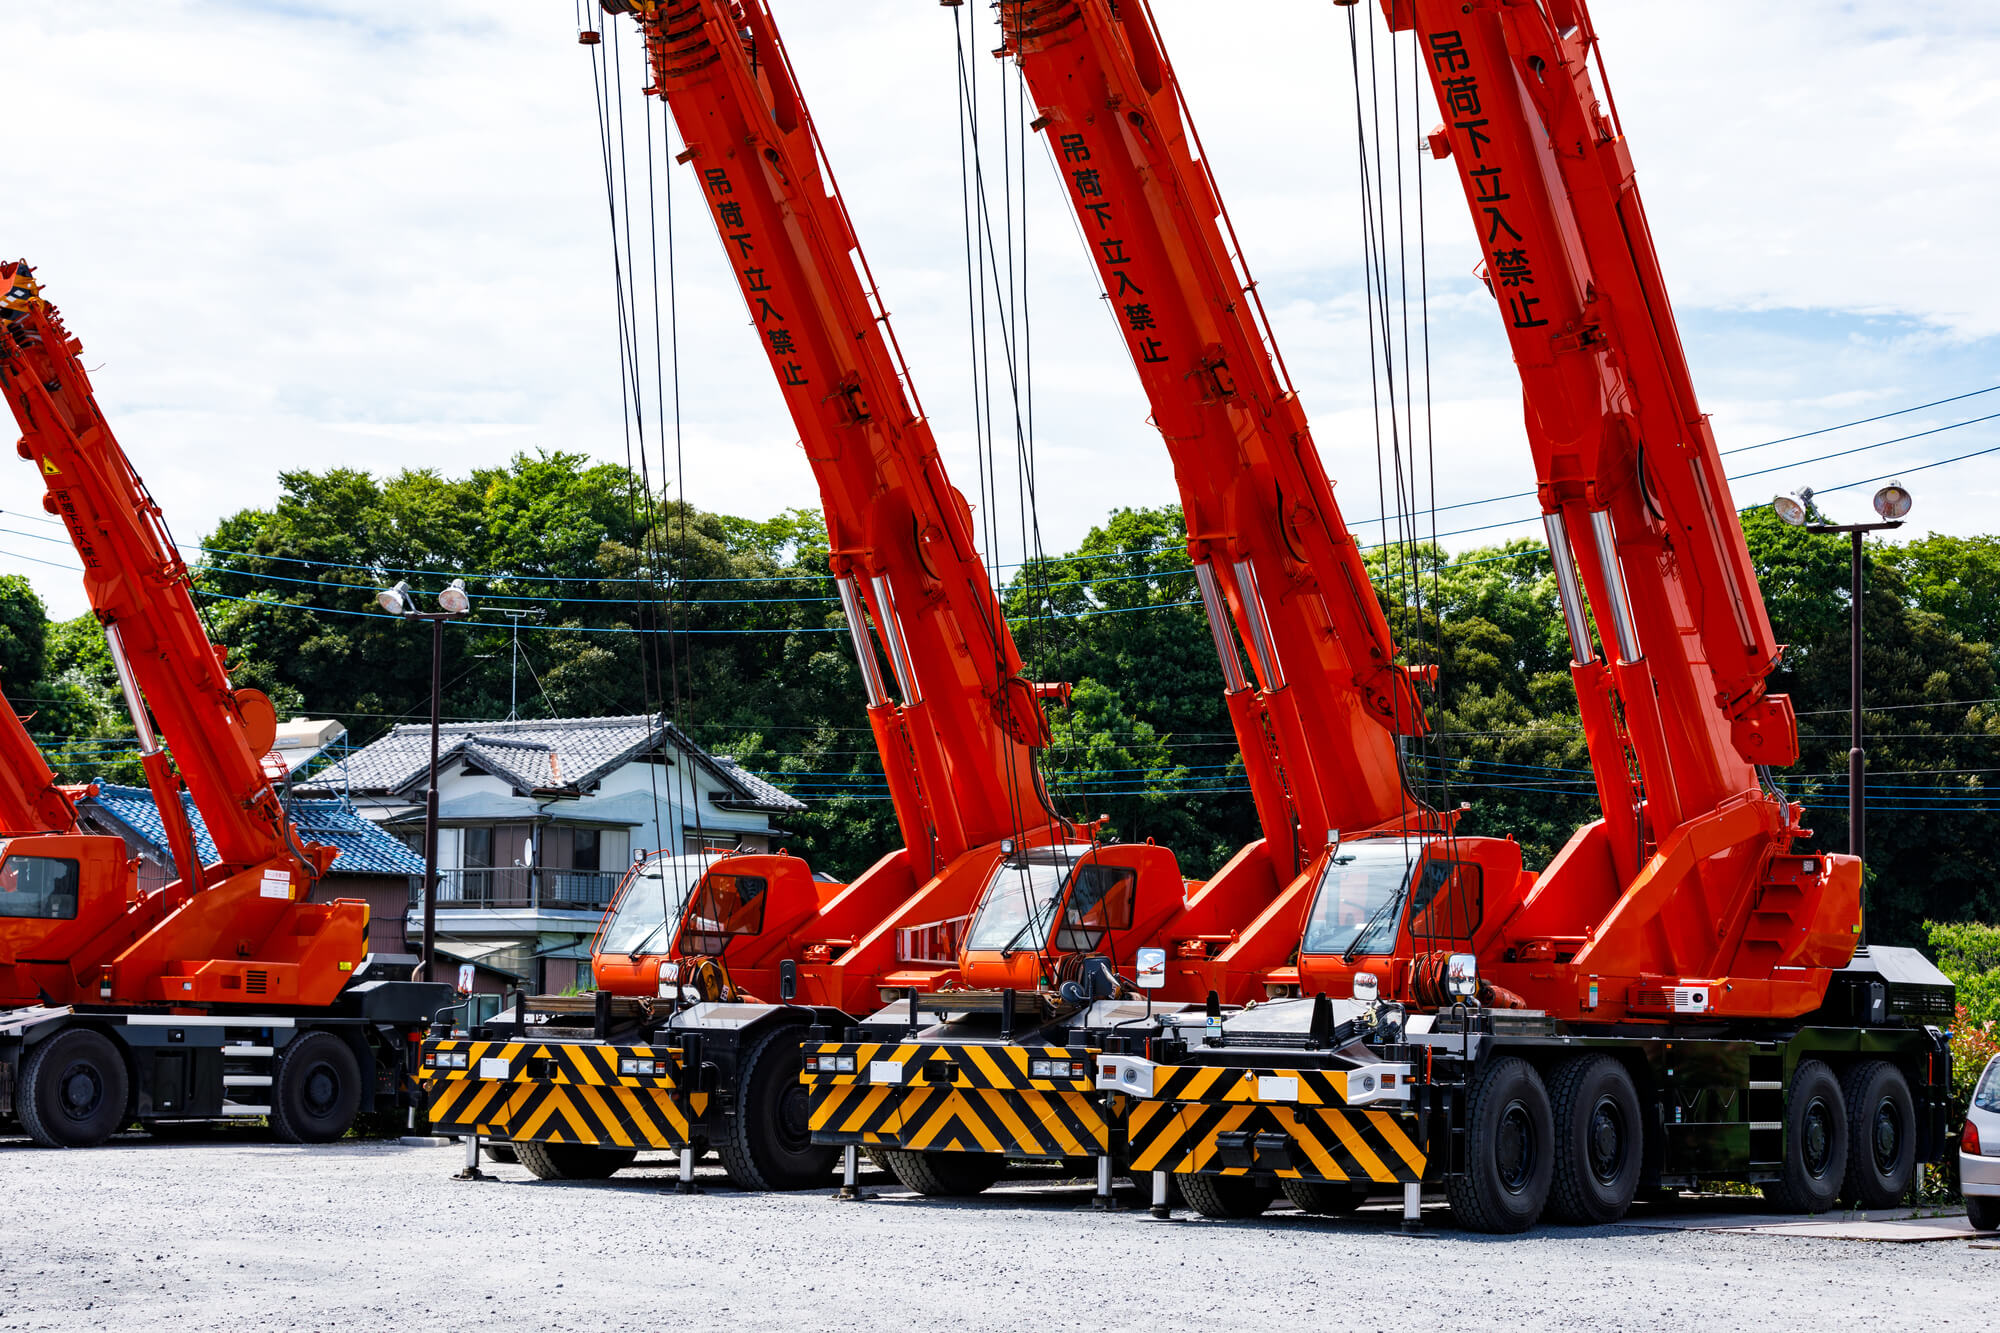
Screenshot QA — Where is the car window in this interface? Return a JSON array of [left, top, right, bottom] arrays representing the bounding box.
[[1978, 1056, 2000, 1114]]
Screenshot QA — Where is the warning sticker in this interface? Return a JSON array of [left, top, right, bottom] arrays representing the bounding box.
[[260, 869, 292, 900]]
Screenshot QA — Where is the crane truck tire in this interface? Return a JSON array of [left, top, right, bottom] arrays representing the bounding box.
[[18, 1027, 130, 1149], [717, 1025, 838, 1190], [269, 1032, 363, 1144], [1760, 1059, 1848, 1214], [1840, 1060, 1916, 1209], [1180, 1173, 1277, 1219], [881, 1149, 1007, 1197], [514, 1141, 637, 1180], [483, 1142, 520, 1165], [1546, 1054, 1644, 1225], [1445, 1055, 1554, 1233]]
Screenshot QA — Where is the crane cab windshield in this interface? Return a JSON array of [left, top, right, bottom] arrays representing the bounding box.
[[1300, 839, 1486, 961], [596, 854, 712, 957], [962, 847, 1136, 958], [1300, 841, 1425, 958]]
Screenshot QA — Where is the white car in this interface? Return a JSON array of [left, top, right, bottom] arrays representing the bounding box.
[[1965, 1053, 2000, 1232]]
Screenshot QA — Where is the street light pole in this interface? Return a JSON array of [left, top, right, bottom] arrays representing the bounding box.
[[1772, 483, 1911, 951], [376, 578, 472, 984]]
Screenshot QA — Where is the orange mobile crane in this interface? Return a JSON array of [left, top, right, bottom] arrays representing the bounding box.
[[423, 0, 1207, 1193], [0, 263, 450, 1147], [1066, 0, 1954, 1232]]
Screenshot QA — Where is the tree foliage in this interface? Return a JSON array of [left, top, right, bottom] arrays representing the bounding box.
[[14, 460, 1998, 951]]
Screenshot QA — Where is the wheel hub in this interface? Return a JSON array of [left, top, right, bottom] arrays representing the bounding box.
[[1872, 1099, 1901, 1173], [1496, 1098, 1537, 1193], [302, 1063, 339, 1116], [1801, 1098, 1833, 1176], [1587, 1096, 1627, 1185], [59, 1063, 103, 1120], [777, 1081, 812, 1149]]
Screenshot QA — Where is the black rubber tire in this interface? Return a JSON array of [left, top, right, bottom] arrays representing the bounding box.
[[882, 1149, 1008, 1197], [1968, 1194, 2000, 1232], [1839, 1061, 1916, 1209], [1760, 1059, 1848, 1214], [717, 1026, 838, 1191], [1546, 1054, 1645, 1225], [483, 1142, 519, 1165], [18, 1027, 129, 1148], [1180, 1173, 1277, 1219], [1279, 1178, 1368, 1215], [514, 1139, 637, 1180], [269, 1032, 363, 1144], [1445, 1055, 1555, 1233]]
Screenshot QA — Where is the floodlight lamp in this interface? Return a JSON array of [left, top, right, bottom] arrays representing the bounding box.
[[1771, 494, 1808, 527], [1872, 483, 1912, 521], [375, 580, 414, 615], [438, 577, 472, 615]]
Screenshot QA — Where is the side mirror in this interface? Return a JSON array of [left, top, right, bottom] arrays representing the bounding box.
[[1134, 947, 1167, 990], [1446, 952, 1479, 999], [778, 958, 798, 1003]]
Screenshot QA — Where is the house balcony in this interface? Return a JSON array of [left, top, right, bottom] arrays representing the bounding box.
[[411, 867, 625, 914]]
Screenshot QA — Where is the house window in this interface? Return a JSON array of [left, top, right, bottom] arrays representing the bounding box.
[[573, 827, 600, 872], [463, 827, 494, 869]]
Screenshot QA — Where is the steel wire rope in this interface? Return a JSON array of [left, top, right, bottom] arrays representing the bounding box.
[[1348, 5, 1423, 893], [595, 7, 683, 932], [955, 3, 1049, 977]]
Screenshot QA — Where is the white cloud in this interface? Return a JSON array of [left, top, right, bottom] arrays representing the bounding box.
[[7, 1, 1997, 624]]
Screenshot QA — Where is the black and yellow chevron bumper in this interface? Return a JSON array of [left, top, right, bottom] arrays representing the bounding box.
[[1124, 1063, 1426, 1185], [420, 1038, 708, 1150], [803, 1040, 1109, 1157]]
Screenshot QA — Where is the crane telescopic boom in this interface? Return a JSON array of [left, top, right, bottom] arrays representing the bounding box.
[[1001, 0, 1443, 997], [1383, 0, 1857, 1017], [622, 0, 1070, 872]]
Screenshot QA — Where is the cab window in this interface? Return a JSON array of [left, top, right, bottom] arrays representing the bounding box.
[[1407, 859, 1482, 945], [680, 873, 768, 958], [1055, 863, 1137, 953], [0, 855, 81, 920]]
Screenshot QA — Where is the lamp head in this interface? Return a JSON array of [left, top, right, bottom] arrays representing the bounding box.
[[1872, 482, 1912, 521], [1771, 493, 1809, 527], [375, 580, 414, 616], [437, 577, 472, 615]]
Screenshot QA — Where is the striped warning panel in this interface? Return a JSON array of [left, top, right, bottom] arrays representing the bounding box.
[[803, 1040, 1107, 1156], [1126, 1099, 1425, 1184], [1147, 1063, 1364, 1106], [421, 1037, 706, 1149]]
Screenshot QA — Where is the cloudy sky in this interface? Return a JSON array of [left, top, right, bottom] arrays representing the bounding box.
[[10, 1, 2000, 621]]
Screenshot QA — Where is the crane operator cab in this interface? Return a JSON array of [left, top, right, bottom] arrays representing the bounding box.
[[0, 834, 139, 1005], [593, 850, 835, 1004], [955, 841, 1182, 996], [1293, 835, 1524, 1008]]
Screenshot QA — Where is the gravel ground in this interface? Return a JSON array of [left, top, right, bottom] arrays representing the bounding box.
[[0, 1136, 1992, 1332]]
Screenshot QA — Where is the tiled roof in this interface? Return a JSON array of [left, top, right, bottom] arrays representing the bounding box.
[[83, 783, 426, 878], [297, 713, 802, 814]]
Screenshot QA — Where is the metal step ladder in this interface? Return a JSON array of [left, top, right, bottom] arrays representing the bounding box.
[[219, 1037, 276, 1118]]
